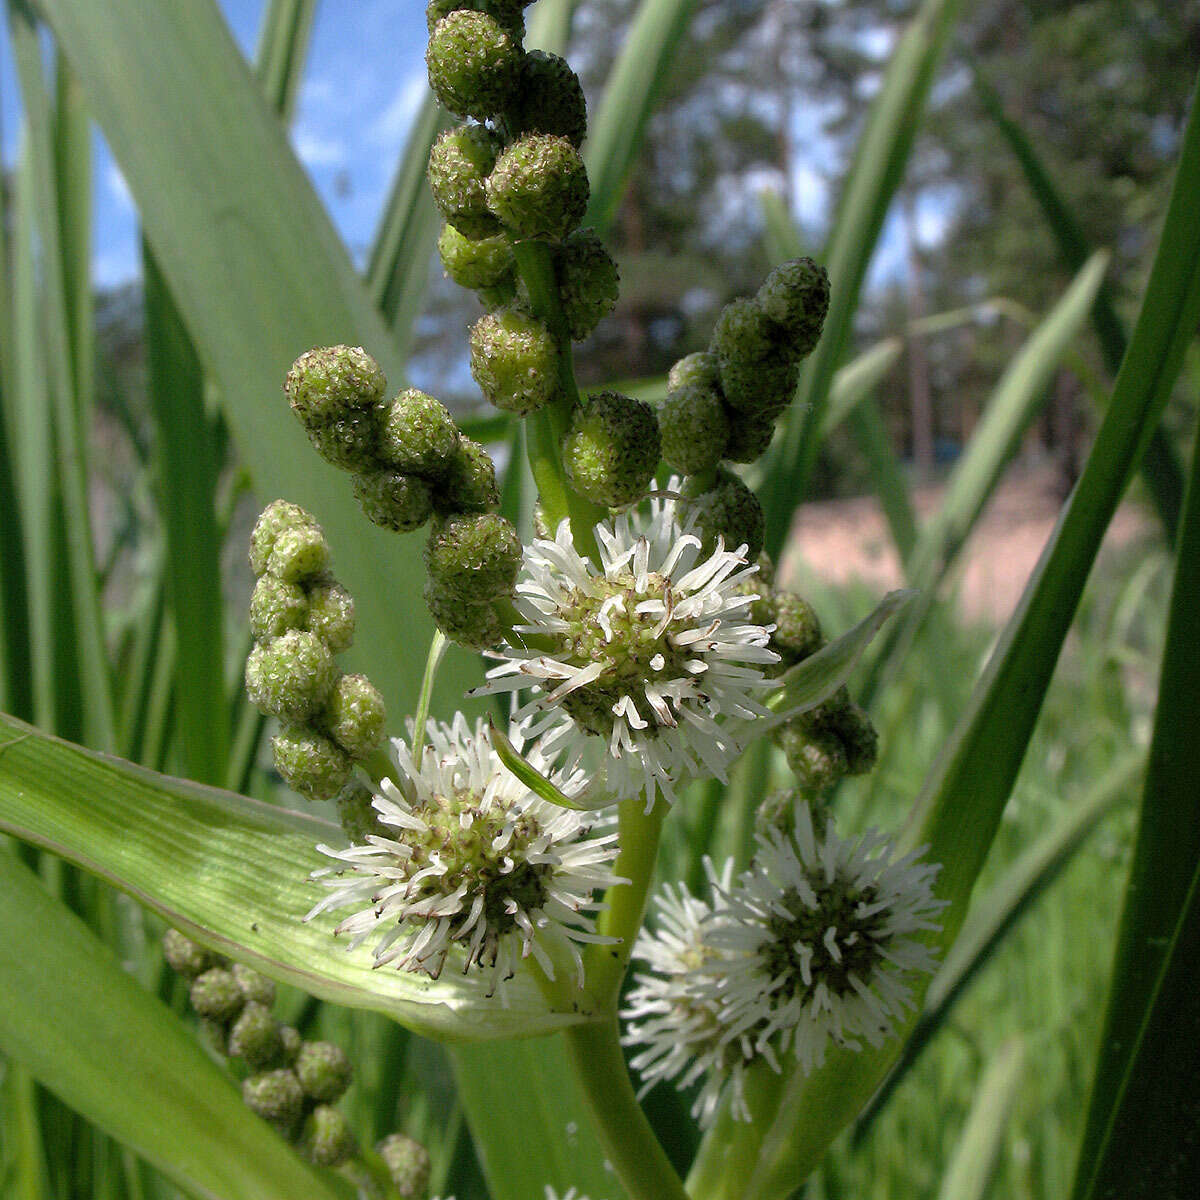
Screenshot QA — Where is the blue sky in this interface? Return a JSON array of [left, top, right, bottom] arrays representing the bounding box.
[[0, 1, 947, 293]]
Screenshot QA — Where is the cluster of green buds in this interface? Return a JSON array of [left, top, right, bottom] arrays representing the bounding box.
[[776, 685, 878, 795], [657, 257, 831, 559], [245, 501, 386, 800]]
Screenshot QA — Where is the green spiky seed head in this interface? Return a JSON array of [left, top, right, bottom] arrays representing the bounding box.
[[428, 125, 504, 239], [510, 50, 587, 148], [321, 673, 386, 760], [468, 309, 560, 416], [424, 512, 521, 601], [378, 1133, 433, 1199], [723, 410, 777, 464], [771, 591, 823, 667], [684, 468, 764, 560], [779, 721, 848, 793], [304, 408, 379, 471], [231, 962, 276, 1007], [189, 968, 245, 1023], [243, 1069, 304, 1135], [657, 384, 729, 474], [278, 1025, 302, 1065], [267, 523, 332, 585], [353, 469, 434, 533], [378, 389, 461, 477], [667, 351, 721, 393], [335, 779, 385, 843], [712, 297, 797, 415], [426, 11, 520, 120], [228, 1003, 283, 1067], [555, 228, 619, 341], [305, 580, 356, 653], [300, 1105, 356, 1167], [249, 500, 317, 577], [424, 578, 503, 650], [433, 437, 499, 515], [245, 631, 337, 723], [562, 392, 660, 508], [296, 1040, 353, 1103], [271, 724, 353, 800], [163, 929, 215, 978], [426, 0, 525, 41], [285, 346, 385, 429], [485, 134, 589, 241], [756, 256, 830, 357], [437, 223, 515, 292], [249, 576, 308, 641]]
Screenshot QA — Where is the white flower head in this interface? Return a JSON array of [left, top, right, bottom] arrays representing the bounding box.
[[474, 486, 778, 807], [621, 865, 762, 1128], [305, 714, 624, 996], [704, 801, 947, 1075]]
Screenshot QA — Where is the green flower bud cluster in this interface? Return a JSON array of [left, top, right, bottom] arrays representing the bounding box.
[[285, 346, 500, 530], [245, 502, 386, 800], [659, 259, 829, 554], [162, 928, 361, 1167], [562, 391, 660, 508], [775, 686, 878, 796], [378, 1133, 433, 1198]]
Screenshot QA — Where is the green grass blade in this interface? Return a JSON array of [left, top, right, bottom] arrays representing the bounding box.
[[37, 0, 479, 720], [761, 0, 967, 560], [0, 851, 347, 1200], [760, 188, 805, 263], [143, 247, 228, 785], [1070, 360, 1200, 1199], [819, 338, 902, 438], [935, 1038, 1026, 1200], [254, 0, 317, 122], [862, 252, 1110, 704], [525, 0, 579, 54], [854, 748, 1139, 1141], [0, 712, 591, 1040], [584, 0, 700, 235], [972, 63, 1184, 540]]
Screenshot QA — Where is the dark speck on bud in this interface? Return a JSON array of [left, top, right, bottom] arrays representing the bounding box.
[[245, 630, 337, 723], [228, 1002, 284, 1068], [657, 384, 729, 475], [335, 779, 385, 843], [426, 10, 520, 120], [285, 346, 385, 430], [378, 1132, 433, 1198], [162, 928, 215, 978], [433, 437, 500, 515], [231, 962, 276, 1007], [296, 1040, 354, 1103], [424, 578, 503, 650], [667, 351, 720, 393], [378, 388, 461, 478], [249, 576, 308, 641], [304, 579, 356, 653], [267, 523, 332, 585], [510, 50, 588, 148], [321, 673, 387, 760], [485, 133, 589, 242], [353, 468, 435, 533], [554, 228, 620, 341], [562, 391, 660, 508], [249, 500, 317, 577], [469, 309, 560, 415], [243, 1068, 304, 1136], [756, 257, 830, 358], [684, 467, 765, 560], [428, 124, 504, 239], [300, 1105, 357, 1167], [271, 724, 353, 800], [437, 223, 515, 292], [425, 512, 522, 602], [190, 967, 245, 1023]]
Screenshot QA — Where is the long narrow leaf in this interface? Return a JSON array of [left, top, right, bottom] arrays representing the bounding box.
[[0, 713, 596, 1040], [0, 851, 347, 1200], [254, 0, 318, 122]]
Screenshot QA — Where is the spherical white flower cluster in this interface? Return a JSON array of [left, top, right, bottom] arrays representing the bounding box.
[[305, 715, 623, 995], [476, 485, 778, 807], [622, 800, 945, 1125]]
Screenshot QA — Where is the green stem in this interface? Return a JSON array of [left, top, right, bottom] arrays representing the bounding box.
[[561, 1019, 690, 1200], [510, 239, 606, 559], [410, 629, 448, 761]]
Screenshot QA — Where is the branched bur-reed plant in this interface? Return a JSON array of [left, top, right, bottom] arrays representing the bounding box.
[[192, 5, 942, 1196]]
